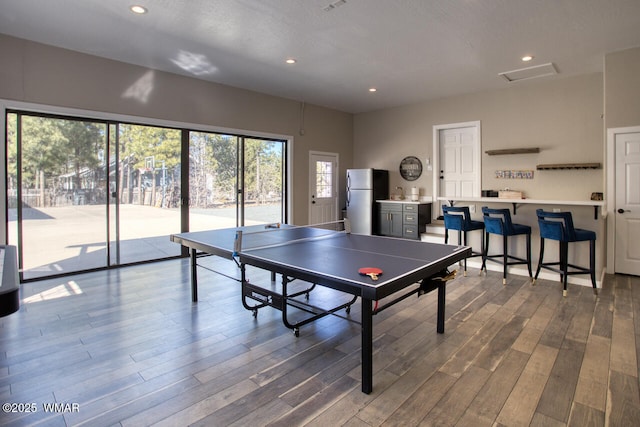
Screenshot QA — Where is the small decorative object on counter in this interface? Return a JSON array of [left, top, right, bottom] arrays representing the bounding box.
[[498, 189, 524, 199], [411, 187, 419, 201]]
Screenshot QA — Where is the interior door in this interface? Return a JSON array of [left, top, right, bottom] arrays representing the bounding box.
[[309, 152, 338, 225], [438, 125, 480, 215], [615, 131, 640, 275]]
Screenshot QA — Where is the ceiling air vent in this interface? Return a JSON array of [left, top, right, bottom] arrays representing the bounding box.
[[323, 0, 347, 12], [499, 62, 558, 82]]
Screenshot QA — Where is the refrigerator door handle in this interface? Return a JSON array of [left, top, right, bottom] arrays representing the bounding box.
[[346, 189, 350, 206]]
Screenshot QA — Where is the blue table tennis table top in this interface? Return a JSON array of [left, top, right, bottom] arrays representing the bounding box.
[[171, 224, 470, 300]]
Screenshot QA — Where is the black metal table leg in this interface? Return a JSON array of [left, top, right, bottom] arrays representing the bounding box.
[[191, 248, 198, 302], [437, 283, 446, 334], [362, 298, 373, 394]]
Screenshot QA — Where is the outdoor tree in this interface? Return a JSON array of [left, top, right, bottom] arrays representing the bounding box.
[[58, 119, 105, 194], [7, 114, 105, 206], [118, 123, 181, 206]]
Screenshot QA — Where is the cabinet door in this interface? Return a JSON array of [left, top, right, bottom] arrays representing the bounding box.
[[377, 204, 402, 237], [377, 210, 391, 236], [390, 212, 403, 237]]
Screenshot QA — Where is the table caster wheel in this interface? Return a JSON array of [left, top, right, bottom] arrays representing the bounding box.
[[293, 328, 299, 337], [346, 306, 351, 314], [252, 310, 258, 318]]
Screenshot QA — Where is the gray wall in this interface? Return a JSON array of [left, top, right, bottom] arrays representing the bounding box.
[[605, 46, 640, 130], [354, 73, 604, 201], [0, 34, 354, 228]]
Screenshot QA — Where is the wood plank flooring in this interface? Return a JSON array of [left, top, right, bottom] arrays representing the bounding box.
[[1, 257, 640, 426]]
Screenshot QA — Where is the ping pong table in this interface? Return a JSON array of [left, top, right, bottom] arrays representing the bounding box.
[[170, 221, 470, 394]]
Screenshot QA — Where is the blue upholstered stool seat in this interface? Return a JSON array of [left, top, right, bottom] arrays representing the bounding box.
[[481, 207, 533, 285], [442, 206, 484, 276], [535, 209, 597, 296]]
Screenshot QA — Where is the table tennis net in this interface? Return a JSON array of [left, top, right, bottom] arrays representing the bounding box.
[[233, 220, 348, 255]]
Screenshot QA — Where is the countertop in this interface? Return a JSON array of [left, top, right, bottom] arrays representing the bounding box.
[[436, 196, 604, 207], [377, 197, 433, 204], [437, 196, 606, 219]]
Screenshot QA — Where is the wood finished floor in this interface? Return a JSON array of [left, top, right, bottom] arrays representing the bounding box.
[[1, 257, 640, 427]]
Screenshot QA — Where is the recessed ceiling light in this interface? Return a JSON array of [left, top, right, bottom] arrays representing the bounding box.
[[522, 55, 534, 62], [130, 5, 147, 14], [285, 58, 296, 64], [369, 88, 377, 92]]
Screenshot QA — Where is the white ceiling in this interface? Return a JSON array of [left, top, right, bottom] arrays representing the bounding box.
[[1, 0, 640, 113]]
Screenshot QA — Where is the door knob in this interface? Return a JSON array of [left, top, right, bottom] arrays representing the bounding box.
[[618, 208, 629, 214]]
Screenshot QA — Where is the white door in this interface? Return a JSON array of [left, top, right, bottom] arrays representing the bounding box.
[[436, 123, 481, 216], [615, 131, 640, 275], [309, 152, 338, 225]]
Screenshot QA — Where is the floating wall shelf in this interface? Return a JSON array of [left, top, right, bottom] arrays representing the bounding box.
[[485, 148, 540, 155], [536, 163, 601, 170]]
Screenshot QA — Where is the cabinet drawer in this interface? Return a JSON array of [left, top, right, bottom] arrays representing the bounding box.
[[379, 203, 402, 212], [404, 213, 418, 224], [403, 204, 417, 212], [403, 225, 419, 239]]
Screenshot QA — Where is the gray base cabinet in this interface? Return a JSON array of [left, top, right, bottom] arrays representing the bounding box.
[[377, 202, 431, 240]]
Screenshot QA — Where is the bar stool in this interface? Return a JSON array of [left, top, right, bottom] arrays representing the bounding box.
[[481, 207, 533, 285], [442, 205, 484, 276], [534, 209, 597, 297]]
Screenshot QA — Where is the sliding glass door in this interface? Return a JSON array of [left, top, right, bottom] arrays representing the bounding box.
[[242, 138, 285, 225], [188, 131, 238, 231], [7, 113, 109, 279], [109, 123, 182, 264], [6, 110, 287, 281], [188, 133, 285, 232]]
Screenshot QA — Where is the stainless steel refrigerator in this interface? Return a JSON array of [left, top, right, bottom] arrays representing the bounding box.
[[346, 169, 389, 235]]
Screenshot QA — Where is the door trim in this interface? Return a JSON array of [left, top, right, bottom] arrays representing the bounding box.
[[432, 121, 482, 219], [606, 125, 640, 272]]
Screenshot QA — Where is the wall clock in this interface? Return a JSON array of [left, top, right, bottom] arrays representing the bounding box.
[[399, 156, 422, 181]]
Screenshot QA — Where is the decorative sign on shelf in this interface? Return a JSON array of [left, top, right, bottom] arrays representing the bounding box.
[[399, 156, 423, 181], [495, 170, 534, 179]]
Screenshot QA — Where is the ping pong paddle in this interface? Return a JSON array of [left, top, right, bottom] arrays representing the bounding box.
[[359, 267, 382, 281]]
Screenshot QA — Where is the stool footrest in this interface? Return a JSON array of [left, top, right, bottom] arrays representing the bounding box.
[[466, 250, 484, 259], [484, 254, 530, 267], [537, 262, 592, 276]]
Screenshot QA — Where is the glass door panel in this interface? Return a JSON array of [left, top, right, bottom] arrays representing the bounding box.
[[112, 123, 182, 264], [10, 114, 108, 280], [188, 132, 238, 231], [243, 138, 285, 225]]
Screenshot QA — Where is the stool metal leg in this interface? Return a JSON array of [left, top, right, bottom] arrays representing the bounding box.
[[480, 230, 485, 276], [482, 232, 489, 273], [526, 233, 532, 282], [461, 231, 467, 276], [590, 239, 598, 295], [561, 241, 569, 297], [534, 237, 545, 285], [502, 234, 508, 285]]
